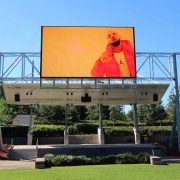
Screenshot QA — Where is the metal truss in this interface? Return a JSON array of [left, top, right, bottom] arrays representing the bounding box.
[[0, 52, 179, 83]]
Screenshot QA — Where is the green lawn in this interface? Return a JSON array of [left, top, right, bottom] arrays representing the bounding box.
[[0, 164, 180, 180]]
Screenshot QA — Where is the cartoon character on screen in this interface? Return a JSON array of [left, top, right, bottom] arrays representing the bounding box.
[[91, 30, 135, 77]]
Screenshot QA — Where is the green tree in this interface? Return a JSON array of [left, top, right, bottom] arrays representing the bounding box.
[[86, 105, 110, 120], [86, 105, 99, 120], [147, 101, 167, 125], [137, 102, 167, 125], [33, 105, 65, 124], [102, 105, 110, 120], [137, 104, 149, 123], [76, 106, 87, 120], [0, 97, 15, 149], [109, 105, 126, 121], [65, 105, 79, 123], [166, 90, 175, 120]]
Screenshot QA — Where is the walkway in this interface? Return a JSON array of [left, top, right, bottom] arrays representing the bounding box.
[[0, 160, 35, 169]]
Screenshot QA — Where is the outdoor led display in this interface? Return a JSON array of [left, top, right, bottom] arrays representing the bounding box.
[[41, 26, 136, 78]]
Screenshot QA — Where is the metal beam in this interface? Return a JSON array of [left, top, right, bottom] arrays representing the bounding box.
[[172, 54, 180, 151]]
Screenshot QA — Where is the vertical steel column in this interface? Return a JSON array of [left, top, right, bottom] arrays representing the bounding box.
[[1, 55, 4, 80], [172, 54, 180, 151], [98, 104, 104, 144], [64, 104, 69, 145], [0, 53, 1, 79], [31, 60, 34, 83], [21, 54, 25, 79], [132, 104, 140, 144], [27, 105, 33, 145], [99, 104, 103, 130]]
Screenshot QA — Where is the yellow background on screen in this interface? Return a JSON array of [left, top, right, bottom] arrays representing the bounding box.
[[41, 27, 135, 77]]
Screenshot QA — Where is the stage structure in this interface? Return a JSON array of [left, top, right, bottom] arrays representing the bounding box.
[[0, 52, 180, 151]]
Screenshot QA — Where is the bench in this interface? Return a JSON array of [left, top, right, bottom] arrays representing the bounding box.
[[150, 156, 162, 165], [35, 158, 46, 169]]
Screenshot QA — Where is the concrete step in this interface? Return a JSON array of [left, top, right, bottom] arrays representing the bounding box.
[[8, 148, 37, 160], [161, 157, 180, 163]]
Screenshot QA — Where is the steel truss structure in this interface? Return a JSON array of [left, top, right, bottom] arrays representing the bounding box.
[[0, 52, 180, 151]]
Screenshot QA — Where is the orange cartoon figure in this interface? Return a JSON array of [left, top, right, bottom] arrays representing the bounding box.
[[91, 30, 135, 77]]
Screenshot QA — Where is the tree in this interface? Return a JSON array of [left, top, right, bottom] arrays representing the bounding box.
[[65, 105, 79, 124], [102, 105, 110, 120], [137, 102, 167, 125], [0, 97, 14, 150], [148, 101, 167, 125], [126, 108, 133, 121], [166, 90, 175, 120], [86, 105, 99, 120], [109, 105, 126, 122], [33, 105, 65, 124], [76, 106, 87, 120], [86, 105, 111, 120], [137, 104, 149, 123]]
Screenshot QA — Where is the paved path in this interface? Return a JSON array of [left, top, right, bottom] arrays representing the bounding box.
[[0, 160, 35, 169]]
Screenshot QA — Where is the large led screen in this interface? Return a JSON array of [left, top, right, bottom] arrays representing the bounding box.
[[41, 26, 136, 78]]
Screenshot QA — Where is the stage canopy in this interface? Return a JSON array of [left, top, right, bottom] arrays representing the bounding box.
[[3, 83, 169, 105]]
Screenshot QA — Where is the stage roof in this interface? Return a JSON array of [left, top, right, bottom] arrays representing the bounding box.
[[3, 83, 169, 105]]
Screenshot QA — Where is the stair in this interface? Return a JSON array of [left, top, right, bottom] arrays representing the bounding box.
[[8, 146, 37, 160], [161, 157, 180, 164]]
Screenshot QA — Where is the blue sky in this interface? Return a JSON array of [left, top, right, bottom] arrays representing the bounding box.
[[0, 0, 180, 52], [0, 0, 180, 108]]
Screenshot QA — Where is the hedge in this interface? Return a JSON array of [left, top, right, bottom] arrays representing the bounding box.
[[1, 125, 173, 137], [139, 126, 172, 136], [44, 153, 150, 167], [33, 125, 64, 137], [104, 126, 134, 136], [75, 123, 98, 134]]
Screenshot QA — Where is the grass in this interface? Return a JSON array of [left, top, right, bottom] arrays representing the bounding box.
[[0, 164, 180, 180]]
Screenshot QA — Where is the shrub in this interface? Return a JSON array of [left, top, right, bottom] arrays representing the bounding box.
[[153, 120, 173, 126], [48, 155, 91, 166], [44, 154, 55, 167], [75, 123, 98, 134], [44, 153, 150, 167], [117, 153, 138, 164], [33, 125, 64, 137], [139, 126, 172, 136], [94, 155, 117, 164], [104, 126, 134, 136], [103, 120, 133, 127], [1, 124, 173, 137], [68, 125, 78, 135], [136, 153, 150, 163]]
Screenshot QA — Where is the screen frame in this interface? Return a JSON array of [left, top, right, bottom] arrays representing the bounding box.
[[40, 26, 137, 79]]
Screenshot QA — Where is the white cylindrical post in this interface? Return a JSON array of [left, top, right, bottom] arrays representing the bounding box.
[[98, 104, 104, 144], [133, 104, 140, 144]]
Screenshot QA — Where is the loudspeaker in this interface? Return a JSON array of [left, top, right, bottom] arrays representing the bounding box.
[[153, 93, 158, 102], [81, 93, 91, 102], [15, 93, 20, 102]]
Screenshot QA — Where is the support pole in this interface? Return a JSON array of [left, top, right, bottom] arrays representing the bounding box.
[[0, 127, 3, 150], [172, 54, 180, 151], [132, 104, 140, 144], [27, 105, 33, 145], [64, 105, 69, 145], [98, 104, 104, 144]]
